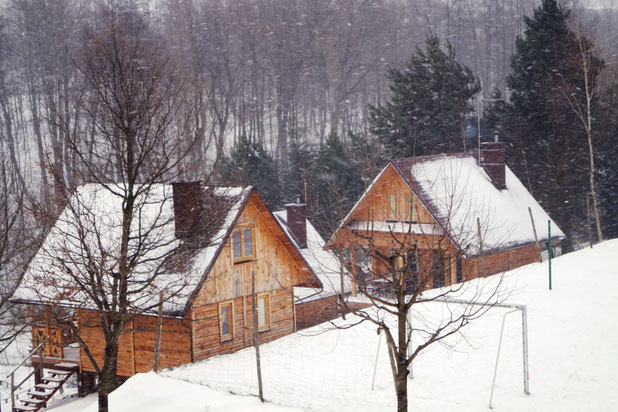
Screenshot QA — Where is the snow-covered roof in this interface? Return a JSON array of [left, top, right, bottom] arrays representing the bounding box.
[[14, 183, 252, 315], [390, 154, 566, 255], [273, 211, 349, 303]]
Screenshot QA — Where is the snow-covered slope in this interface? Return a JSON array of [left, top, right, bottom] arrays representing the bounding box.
[[71, 239, 618, 411]]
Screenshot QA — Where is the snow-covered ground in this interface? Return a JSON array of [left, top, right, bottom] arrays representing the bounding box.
[[65, 239, 618, 411]]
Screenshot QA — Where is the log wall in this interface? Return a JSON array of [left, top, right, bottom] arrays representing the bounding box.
[[78, 310, 191, 377], [295, 295, 340, 330], [464, 244, 540, 280], [190, 287, 294, 360]]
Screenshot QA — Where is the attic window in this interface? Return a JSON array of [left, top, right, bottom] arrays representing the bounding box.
[[388, 194, 397, 219], [407, 194, 417, 222], [233, 227, 255, 263]]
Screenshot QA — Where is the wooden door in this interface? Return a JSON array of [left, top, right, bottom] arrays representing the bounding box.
[[32, 326, 64, 358]]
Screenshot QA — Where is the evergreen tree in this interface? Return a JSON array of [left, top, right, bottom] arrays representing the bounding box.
[[311, 134, 364, 236], [369, 35, 480, 158], [218, 136, 282, 209], [281, 139, 316, 205], [502, 0, 602, 249]]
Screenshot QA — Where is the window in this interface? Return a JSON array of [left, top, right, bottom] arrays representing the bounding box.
[[456, 257, 463, 283], [257, 295, 270, 331], [388, 194, 397, 219], [355, 247, 372, 287], [219, 301, 234, 341], [232, 227, 255, 262], [431, 250, 446, 288], [408, 194, 417, 222], [405, 248, 419, 294]]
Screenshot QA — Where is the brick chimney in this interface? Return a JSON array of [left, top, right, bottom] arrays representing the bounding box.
[[172, 181, 203, 238], [480, 142, 506, 190], [286, 203, 307, 248]]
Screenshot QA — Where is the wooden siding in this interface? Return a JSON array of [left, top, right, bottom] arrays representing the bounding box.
[[190, 287, 294, 360], [348, 164, 434, 224], [464, 244, 540, 280], [194, 194, 316, 307], [295, 296, 340, 330], [78, 310, 191, 377], [77, 191, 318, 377]]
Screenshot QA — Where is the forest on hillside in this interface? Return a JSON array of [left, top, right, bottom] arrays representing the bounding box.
[[0, 0, 617, 249]]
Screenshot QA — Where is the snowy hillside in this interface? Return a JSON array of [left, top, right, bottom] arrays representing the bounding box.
[[67, 239, 618, 412]]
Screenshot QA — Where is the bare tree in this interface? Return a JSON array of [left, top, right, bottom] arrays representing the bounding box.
[[563, 9, 604, 242], [0, 151, 39, 354], [327, 160, 510, 412], [16, 6, 212, 411]]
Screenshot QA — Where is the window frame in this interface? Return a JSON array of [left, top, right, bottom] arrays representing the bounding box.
[[408, 193, 417, 222], [218, 301, 234, 341], [232, 226, 256, 263], [257, 294, 271, 332], [388, 193, 397, 220]]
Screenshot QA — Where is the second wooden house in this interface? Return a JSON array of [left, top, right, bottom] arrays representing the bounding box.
[[326, 142, 565, 295]]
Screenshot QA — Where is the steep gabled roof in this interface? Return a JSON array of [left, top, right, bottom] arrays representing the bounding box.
[[273, 211, 348, 303], [329, 153, 565, 256], [14, 183, 321, 316]]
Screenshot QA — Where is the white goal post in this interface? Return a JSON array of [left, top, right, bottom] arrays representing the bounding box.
[[431, 299, 529, 408]]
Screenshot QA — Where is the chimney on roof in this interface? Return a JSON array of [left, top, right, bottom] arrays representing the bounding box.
[[480, 141, 506, 190], [286, 203, 307, 248], [172, 181, 203, 238]]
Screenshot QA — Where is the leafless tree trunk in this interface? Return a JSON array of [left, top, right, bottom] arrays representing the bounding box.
[[563, 11, 604, 242]]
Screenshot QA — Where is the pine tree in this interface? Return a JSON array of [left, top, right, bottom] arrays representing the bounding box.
[[311, 134, 364, 236], [218, 136, 282, 209], [369, 35, 480, 158], [502, 0, 602, 250]]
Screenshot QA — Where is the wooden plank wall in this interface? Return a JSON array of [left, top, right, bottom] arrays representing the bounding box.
[[464, 244, 540, 280], [295, 296, 340, 330], [78, 310, 191, 377], [350, 164, 434, 224], [191, 287, 294, 361], [195, 196, 307, 307]]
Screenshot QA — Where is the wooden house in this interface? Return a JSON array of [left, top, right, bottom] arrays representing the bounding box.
[[326, 142, 565, 294], [13, 183, 322, 400]]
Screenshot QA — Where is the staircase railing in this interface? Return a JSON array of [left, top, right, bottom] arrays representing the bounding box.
[[6, 335, 49, 410]]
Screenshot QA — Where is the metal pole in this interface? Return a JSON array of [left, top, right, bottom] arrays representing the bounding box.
[[489, 309, 519, 409], [522, 306, 530, 395], [548, 220, 552, 290], [371, 329, 382, 390]]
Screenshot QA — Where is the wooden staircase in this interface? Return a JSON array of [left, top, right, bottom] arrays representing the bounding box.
[[13, 363, 79, 412]]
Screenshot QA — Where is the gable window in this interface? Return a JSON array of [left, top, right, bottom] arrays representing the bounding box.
[[257, 294, 270, 331], [408, 194, 417, 222], [219, 301, 234, 341], [388, 194, 397, 219], [232, 227, 255, 263]]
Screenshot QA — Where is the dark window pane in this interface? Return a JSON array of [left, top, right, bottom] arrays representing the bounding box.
[[456, 257, 463, 283], [432, 250, 445, 288], [244, 228, 253, 257], [233, 230, 242, 259], [221, 305, 229, 336]]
